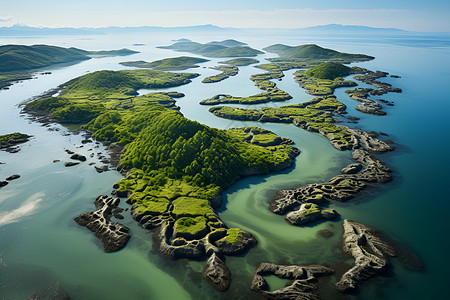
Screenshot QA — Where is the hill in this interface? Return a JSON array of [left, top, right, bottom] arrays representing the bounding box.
[[263, 44, 374, 63], [120, 56, 209, 71], [0, 44, 138, 72], [304, 62, 353, 80], [158, 40, 263, 58]]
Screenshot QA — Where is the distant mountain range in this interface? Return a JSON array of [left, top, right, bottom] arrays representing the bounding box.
[[0, 23, 447, 37]]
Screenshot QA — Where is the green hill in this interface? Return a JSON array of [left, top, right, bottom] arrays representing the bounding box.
[[304, 62, 353, 80], [120, 56, 209, 71], [219, 58, 259, 66], [263, 44, 374, 63], [158, 40, 263, 58], [0, 44, 138, 72]]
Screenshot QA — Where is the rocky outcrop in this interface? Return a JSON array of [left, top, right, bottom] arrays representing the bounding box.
[[344, 127, 394, 153], [355, 101, 386, 115], [270, 149, 392, 215], [74, 195, 130, 253], [341, 163, 363, 174], [70, 153, 86, 162], [215, 230, 257, 256], [335, 219, 396, 293], [0, 181, 8, 187], [285, 203, 338, 226], [6, 174, 20, 181], [64, 162, 79, 167], [203, 253, 231, 292], [250, 263, 333, 299]]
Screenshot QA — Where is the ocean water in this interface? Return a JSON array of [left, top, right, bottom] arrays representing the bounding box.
[[0, 32, 449, 299]]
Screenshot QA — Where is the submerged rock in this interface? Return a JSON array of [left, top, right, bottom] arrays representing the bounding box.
[[203, 253, 231, 292], [335, 219, 396, 293], [250, 262, 333, 299], [74, 195, 130, 253]]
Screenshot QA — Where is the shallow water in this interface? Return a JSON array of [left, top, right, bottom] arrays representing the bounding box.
[[0, 32, 449, 299]]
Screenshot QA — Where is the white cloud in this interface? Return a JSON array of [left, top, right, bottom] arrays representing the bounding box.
[[0, 16, 13, 22]]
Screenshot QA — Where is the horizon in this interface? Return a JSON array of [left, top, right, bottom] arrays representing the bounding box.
[[1, 0, 449, 32]]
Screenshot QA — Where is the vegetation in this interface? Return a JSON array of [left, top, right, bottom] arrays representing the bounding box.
[[220, 58, 259, 66], [25, 69, 297, 254], [0, 132, 32, 149], [0, 44, 138, 72], [0, 72, 33, 89], [209, 96, 355, 150], [263, 44, 374, 63], [304, 62, 352, 80], [202, 66, 238, 83], [158, 40, 263, 58], [120, 56, 209, 71]]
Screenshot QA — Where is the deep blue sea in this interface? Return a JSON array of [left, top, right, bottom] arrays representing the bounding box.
[[0, 31, 449, 299]]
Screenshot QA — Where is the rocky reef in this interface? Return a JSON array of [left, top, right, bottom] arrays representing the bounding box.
[[250, 262, 334, 299], [285, 203, 338, 226], [270, 149, 392, 215], [203, 253, 231, 292], [335, 219, 397, 293], [0, 132, 32, 153], [74, 195, 130, 252]]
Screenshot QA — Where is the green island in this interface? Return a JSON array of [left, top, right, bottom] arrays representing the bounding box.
[[219, 58, 259, 66], [202, 65, 238, 83], [120, 56, 209, 71], [0, 72, 33, 89], [293, 62, 362, 95], [0, 44, 139, 72], [0, 132, 32, 150], [24, 68, 299, 267], [263, 43, 374, 63], [158, 39, 264, 57]]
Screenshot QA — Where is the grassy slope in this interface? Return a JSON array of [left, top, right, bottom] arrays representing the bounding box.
[[219, 58, 259, 66], [25, 69, 297, 252]]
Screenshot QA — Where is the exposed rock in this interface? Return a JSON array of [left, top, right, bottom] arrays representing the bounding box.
[[335, 219, 396, 293], [70, 153, 86, 162], [0, 181, 8, 187], [250, 263, 333, 299], [270, 149, 392, 214], [95, 165, 109, 173], [344, 126, 395, 153], [203, 253, 231, 292], [215, 230, 257, 256], [53, 159, 60, 163], [64, 162, 79, 167], [6, 174, 20, 181], [157, 222, 206, 259], [341, 163, 363, 174], [64, 149, 74, 155], [74, 195, 130, 253], [285, 203, 338, 226], [355, 101, 386, 116]]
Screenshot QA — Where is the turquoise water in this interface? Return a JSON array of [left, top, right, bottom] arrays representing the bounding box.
[[0, 32, 449, 299]]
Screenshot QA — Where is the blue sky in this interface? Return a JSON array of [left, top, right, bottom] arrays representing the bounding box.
[[1, 0, 449, 32]]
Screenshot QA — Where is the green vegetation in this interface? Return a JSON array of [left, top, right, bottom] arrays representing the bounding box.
[[202, 66, 238, 83], [0, 72, 33, 89], [220, 58, 259, 66], [0, 44, 138, 72], [304, 62, 352, 80], [209, 96, 355, 150], [120, 56, 209, 71], [263, 44, 374, 63], [294, 65, 359, 96], [25, 68, 297, 257], [0, 132, 32, 149], [158, 40, 263, 58], [89, 49, 139, 56]]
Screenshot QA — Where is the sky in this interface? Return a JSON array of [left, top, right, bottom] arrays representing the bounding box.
[[1, 0, 449, 32]]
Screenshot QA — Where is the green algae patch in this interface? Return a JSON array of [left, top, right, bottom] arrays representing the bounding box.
[[120, 56, 209, 71]]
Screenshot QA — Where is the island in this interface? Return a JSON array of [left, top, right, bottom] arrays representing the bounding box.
[[120, 56, 209, 71], [0, 44, 139, 88], [219, 58, 259, 66], [24, 68, 299, 290], [158, 39, 264, 57], [0, 132, 32, 153], [263, 43, 374, 63], [202, 66, 239, 83]]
